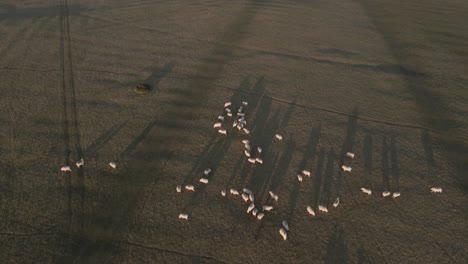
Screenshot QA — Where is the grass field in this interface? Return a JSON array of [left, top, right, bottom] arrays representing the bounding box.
[[0, 0, 467, 263]]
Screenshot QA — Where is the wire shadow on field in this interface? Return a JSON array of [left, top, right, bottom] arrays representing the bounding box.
[[325, 222, 348, 264]]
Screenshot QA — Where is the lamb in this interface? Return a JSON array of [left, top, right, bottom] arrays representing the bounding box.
[[242, 101, 248, 106], [318, 205, 328, 213], [262, 205, 273, 211], [431, 187, 442, 193], [302, 170, 311, 177], [75, 159, 84, 168], [230, 188, 239, 195], [221, 189, 226, 196], [257, 147, 262, 153], [275, 134, 283, 141], [360, 187, 372, 195], [185, 185, 195, 191], [61, 166, 71, 172], [269, 191, 279, 202], [247, 203, 255, 213], [341, 165, 352, 172], [178, 213, 189, 220], [204, 168, 212, 175], [307, 206, 316, 216], [199, 178, 209, 184], [297, 174, 303, 182], [176, 185, 182, 193], [109, 162, 117, 169], [333, 197, 340, 208], [279, 228, 287, 240]]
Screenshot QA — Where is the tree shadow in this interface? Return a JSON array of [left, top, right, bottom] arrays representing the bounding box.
[[390, 136, 400, 191], [325, 222, 348, 264], [321, 148, 336, 205], [421, 130, 437, 184], [363, 133, 373, 187], [381, 136, 390, 191], [312, 148, 326, 207], [84, 122, 127, 158]]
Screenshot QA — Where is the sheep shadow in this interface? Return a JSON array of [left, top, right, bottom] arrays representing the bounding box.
[[324, 222, 348, 264]]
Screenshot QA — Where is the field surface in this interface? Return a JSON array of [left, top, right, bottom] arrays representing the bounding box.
[[0, 0, 467, 263]]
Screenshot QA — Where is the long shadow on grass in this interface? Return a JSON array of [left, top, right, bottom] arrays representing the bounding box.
[[363, 133, 373, 188], [325, 222, 348, 264]]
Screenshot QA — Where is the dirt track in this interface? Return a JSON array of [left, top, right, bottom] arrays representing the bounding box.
[[0, 0, 467, 263]]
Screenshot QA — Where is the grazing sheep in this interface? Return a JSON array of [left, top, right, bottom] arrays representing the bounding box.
[[282, 220, 289, 231], [255, 158, 263, 164], [232, 120, 238, 127], [249, 193, 255, 202], [227, 112, 233, 117], [230, 188, 239, 195], [248, 158, 256, 164], [242, 139, 249, 144], [275, 134, 283, 141], [360, 187, 372, 195], [224, 102, 232, 107], [204, 168, 212, 175], [243, 128, 250, 134], [333, 197, 340, 208], [382, 191, 391, 197], [213, 122, 222, 128], [242, 101, 248, 106], [302, 170, 311, 177], [346, 152, 355, 159], [199, 178, 209, 184], [244, 150, 251, 157], [307, 206, 316, 216], [245, 144, 251, 151], [279, 228, 287, 240], [61, 166, 71, 172], [242, 193, 249, 202], [252, 208, 258, 217], [225, 108, 232, 113], [238, 112, 245, 117], [341, 165, 352, 172], [218, 129, 227, 135], [75, 159, 84, 168], [257, 147, 262, 153], [247, 203, 255, 213], [185, 185, 195, 191], [221, 189, 226, 196], [257, 212, 265, 220], [109, 162, 117, 169], [297, 174, 303, 182], [269, 191, 279, 202], [242, 188, 252, 195], [218, 116, 225, 121], [431, 187, 442, 193], [176, 185, 182, 193], [262, 205, 273, 211], [392, 192, 401, 198], [318, 205, 328, 213], [179, 213, 189, 220]]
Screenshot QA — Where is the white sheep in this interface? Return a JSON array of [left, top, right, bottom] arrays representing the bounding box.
[[247, 203, 255, 213], [213, 122, 222, 128], [227, 112, 233, 117], [185, 185, 195, 191], [245, 144, 251, 151], [224, 102, 232, 107], [279, 228, 287, 240], [225, 108, 232, 113], [318, 205, 328, 213], [360, 187, 372, 195], [275, 134, 283, 141], [242, 101, 248, 106], [242, 139, 249, 144], [431, 187, 442, 193], [248, 193, 255, 202], [230, 188, 239, 195], [252, 208, 258, 217], [109, 162, 117, 169], [346, 152, 355, 159], [241, 193, 249, 202], [255, 158, 263, 164], [176, 185, 182, 193], [269, 191, 279, 202], [242, 188, 252, 195], [221, 189, 226, 196], [302, 170, 311, 177], [307, 206, 316, 216], [179, 213, 189, 220], [199, 178, 209, 184], [75, 159, 84, 168], [262, 205, 273, 211], [333, 197, 340, 208], [244, 150, 251, 157], [204, 168, 211, 175], [248, 158, 256, 164], [341, 165, 352, 172], [257, 147, 262, 153], [238, 112, 245, 117], [257, 212, 265, 220], [297, 174, 303, 182], [392, 192, 401, 198], [218, 129, 227, 135], [61, 166, 71, 172], [218, 115, 225, 121], [243, 128, 250, 135], [282, 220, 289, 231], [232, 120, 238, 127], [382, 191, 391, 197]]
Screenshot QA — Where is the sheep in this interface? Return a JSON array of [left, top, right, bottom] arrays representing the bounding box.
[[221, 189, 227, 196], [185, 185, 195, 191], [297, 174, 303, 182], [242, 139, 249, 144], [218, 115, 225, 122], [75, 159, 84, 168], [302, 170, 311, 177], [61, 166, 71, 172], [242, 101, 248, 106], [360, 187, 372, 195], [333, 197, 340, 208], [318, 205, 328, 213], [341, 165, 352, 172], [248, 158, 256, 164], [252, 208, 258, 217], [244, 150, 251, 157], [275, 134, 283, 141], [109, 162, 117, 169], [199, 178, 209, 184], [269, 191, 279, 202], [282, 220, 289, 231], [232, 120, 238, 127], [238, 112, 245, 117], [218, 129, 227, 135], [227, 112, 233, 117], [431, 187, 443, 193], [392, 192, 401, 198], [230, 188, 239, 195], [225, 108, 232, 113], [262, 205, 273, 211], [243, 128, 250, 135], [248, 193, 255, 202], [257, 147, 262, 153], [307, 206, 316, 216], [279, 228, 287, 240], [241, 193, 249, 202], [382, 191, 391, 197], [245, 144, 251, 151], [176, 185, 182, 193], [257, 212, 265, 220], [213, 122, 222, 128], [224, 102, 232, 107], [247, 203, 255, 213], [179, 213, 189, 220], [255, 158, 263, 164], [204, 168, 211, 175], [346, 152, 355, 159], [242, 188, 252, 195]]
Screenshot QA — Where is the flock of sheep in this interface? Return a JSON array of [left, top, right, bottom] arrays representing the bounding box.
[[59, 99, 444, 241]]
